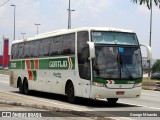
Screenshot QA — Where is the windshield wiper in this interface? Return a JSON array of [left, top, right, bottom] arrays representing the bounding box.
[[122, 64, 134, 80], [118, 53, 133, 80]]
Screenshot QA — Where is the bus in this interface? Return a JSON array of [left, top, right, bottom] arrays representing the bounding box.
[[10, 27, 152, 103]]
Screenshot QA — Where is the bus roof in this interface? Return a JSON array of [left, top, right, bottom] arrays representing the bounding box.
[[12, 27, 134, 44]]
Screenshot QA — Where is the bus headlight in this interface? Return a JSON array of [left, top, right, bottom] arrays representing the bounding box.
[[134, 83, 142, 88], [92, 82, 105, 87]]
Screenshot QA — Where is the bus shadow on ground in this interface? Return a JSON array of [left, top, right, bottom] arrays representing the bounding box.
[[13, 90, 140, 108]]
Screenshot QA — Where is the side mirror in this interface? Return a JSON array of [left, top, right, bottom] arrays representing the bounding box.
[[87, 41, 95, 60], [140, 44, 152, 60]]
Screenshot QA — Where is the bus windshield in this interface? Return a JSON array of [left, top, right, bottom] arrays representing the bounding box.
[[93, 46, 142, 80], [92, 31, 139, 45]]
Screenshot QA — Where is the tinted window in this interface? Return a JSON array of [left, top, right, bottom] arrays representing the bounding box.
[[61, 33, 75, 55], [11, 44, 18, 59], [49, 36, 62, 56], [39, 38, 51, 57], [23, 42, 31, 58], [77, 31, 91, 80], [92, 31, 139, 45], [17, 43, 24, 59], [30, 40, 40, 57]]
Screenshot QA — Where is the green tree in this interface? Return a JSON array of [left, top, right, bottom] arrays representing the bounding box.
[[131, 0, 160, 9], [152, 60, 160, 73]]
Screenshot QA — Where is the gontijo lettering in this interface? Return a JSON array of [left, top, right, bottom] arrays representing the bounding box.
[[49, 61, 68, 68]]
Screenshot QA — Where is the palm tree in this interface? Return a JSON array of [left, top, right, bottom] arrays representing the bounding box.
[[131, 0, 160, 77], [131, 0, 160, 9]]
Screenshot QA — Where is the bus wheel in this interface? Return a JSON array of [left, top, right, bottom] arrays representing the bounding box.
[[18, 79, 23, 94], [107, 98, 118, 104], [66, 82, 75, 103], [23, 79, 29, 95]]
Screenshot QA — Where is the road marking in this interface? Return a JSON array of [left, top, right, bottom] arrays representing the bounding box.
[[0, 81, 9, 84], [0, 74, 9, 77], [0, 74, 9, 84], [119, 102, 160, 110]]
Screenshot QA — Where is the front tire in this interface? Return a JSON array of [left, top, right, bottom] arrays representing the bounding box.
[[107, 98, 118, 104], [66, 82, 75, 103]]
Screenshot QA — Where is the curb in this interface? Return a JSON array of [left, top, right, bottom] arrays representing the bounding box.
[[0, 99, 115, 120], [0, 99, 63, 111]]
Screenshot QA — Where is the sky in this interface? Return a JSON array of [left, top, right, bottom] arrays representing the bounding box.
[[0, 0, 160, 59]]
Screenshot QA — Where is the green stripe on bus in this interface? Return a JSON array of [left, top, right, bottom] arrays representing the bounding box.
[[39, 59, 49, 69], [30, 60, 34, 69], [93, 77, 142, 84], [32, 71, 37, 81], [10, 57, 76, 70], [71, 57, 75, 69], [10, 61, 22, 69], [22, 60, 25, 69]]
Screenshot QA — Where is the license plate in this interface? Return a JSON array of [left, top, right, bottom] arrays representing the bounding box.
[[116, 91, 124, 95]]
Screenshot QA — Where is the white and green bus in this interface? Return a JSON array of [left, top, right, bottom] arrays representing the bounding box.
[[10, 27, 152, 103]]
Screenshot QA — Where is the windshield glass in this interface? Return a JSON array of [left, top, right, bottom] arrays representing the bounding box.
[[93, 46, 142, 79], [92, 31, 139, 45]]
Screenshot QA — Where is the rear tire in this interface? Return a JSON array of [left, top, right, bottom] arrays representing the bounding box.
[[107, 98, 118, 104], [66, 82, 75, 103], [23, 80, 29, 95], [18, 80, 24, 94]]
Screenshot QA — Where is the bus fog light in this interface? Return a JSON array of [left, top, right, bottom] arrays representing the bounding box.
[[134, 83, 142, 88], [92, 82, 105, 87], [95, 94, 101, 98]]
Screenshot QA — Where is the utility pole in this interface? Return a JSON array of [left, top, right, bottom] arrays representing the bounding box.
[[148, 0, 152, 78], [21, 33, 26, 39], [35, 24, 41, 35], [67, 0, 75, 29], [11, 4, 16, 40]]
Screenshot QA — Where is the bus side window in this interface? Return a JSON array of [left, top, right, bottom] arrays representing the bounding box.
[[77, 31, 91, 80], [62, 33, 75, 55], [81, 46, 89, 62], [17, 43, 24, 59], [39, 38, 51, 57], [30, 40, 40, 58], [11, 44, 18, 59], [23, 42, 31, 58], [49, 36, 62, 56]]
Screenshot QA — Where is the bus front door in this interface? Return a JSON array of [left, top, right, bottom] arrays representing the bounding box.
[[82, 79, 91, 98], [79, 63, 91, 98]]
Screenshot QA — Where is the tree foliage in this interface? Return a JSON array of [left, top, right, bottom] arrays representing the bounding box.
[[152, 59, 160, 73], [131, 0, 160, 9]]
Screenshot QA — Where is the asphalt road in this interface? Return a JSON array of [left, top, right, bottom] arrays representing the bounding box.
[[0, 74, 160, 120]]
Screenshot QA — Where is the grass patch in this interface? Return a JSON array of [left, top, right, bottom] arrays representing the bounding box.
[[142, 86, 154, 90], [142, 77, 159, 90], [143, 77, 159, 83]]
